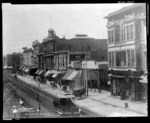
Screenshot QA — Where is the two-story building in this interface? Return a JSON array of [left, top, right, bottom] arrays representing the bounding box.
[[105, 3, 147, 101]]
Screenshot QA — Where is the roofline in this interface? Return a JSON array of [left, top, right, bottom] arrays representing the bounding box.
[[104, 3, 145, 19]]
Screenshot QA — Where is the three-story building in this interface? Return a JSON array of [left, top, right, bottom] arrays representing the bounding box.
[[105, 3, 147, 101]]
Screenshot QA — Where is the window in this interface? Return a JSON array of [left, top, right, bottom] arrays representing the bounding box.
[[122, 24, 134, 41], [111, 30, 114, 43], [127, 49, 135, 67], [108, 31, 110, 44], [112, 52, 114, 66], [123, 28, 125, 41], [108, 52, 111, 67], [127, 26, 130, 40], [130, 25, 133, 40], [121, 29, 124, 41], [116, 51, 126, 67], [131, 50, 135, 66], [108, 30, 114, 44], [127, 50, 131, 66]]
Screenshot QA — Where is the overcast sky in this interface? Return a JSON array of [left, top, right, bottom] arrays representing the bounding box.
[[2, 3, 133, 55]]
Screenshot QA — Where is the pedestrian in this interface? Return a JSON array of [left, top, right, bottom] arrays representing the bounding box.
[[37, 103, 40, 112], [19, 98, 24, 107], [11, 106, 19, 119], [36, 94, 39, 101]]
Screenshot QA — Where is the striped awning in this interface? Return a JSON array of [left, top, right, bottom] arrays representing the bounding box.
[[52, 74, 58, 78], [22, 67, 26, 71], [67, 70, 79, 80], [45, 70, 52, 76], [62, 69, 74, 80], [19, 66, 23, 70], [35, 69, 40, 74], [38, 70, 44, 75]]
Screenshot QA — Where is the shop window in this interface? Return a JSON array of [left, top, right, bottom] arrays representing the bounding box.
[[127, 50, 135, 67], [116, 51, 126, 67]]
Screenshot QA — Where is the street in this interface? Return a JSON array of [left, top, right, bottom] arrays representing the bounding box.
[[3, 70, 98, 119]]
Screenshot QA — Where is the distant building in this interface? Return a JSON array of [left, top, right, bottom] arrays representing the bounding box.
[[3, 55, 7, 66], [6, 52, 23, 68], [105, 3, 147, 101], [32, 40, 40, 68], [22, 47, 34, 67]]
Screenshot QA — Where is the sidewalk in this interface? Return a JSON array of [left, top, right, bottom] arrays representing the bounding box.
[[73, 90, 147, 117], [88, 90, 147, 115], [14, 74, 147, 117]]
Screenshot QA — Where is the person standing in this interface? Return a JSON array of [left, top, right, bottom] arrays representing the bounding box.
[[19, 98, 24, 107]]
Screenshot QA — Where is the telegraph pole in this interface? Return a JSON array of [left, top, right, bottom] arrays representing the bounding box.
[[84, 44, 88, 97]]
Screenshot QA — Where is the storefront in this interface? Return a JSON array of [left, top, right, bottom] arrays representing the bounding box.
[[139, 75, 147, 101], [62, 69, 84, 94], [109, 70, 146, 101]]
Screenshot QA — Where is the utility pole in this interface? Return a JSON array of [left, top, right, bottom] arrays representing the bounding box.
[[84, 44, 88, 97]]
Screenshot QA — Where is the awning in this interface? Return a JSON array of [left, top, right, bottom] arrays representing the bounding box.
[[139, 76, 147, 83], [38, 70, 44, 75], [67, 70, 79, 80], [22, 67, 26, 71], [52, 74, 58, 78], [111, 75, 125, 78], [35, 69, 40, 74], [19, 66, 23, 70], [45, 70, 52, 76], [62, 69, 74, 80], [51, 70, 59, 74], [25, 68, 29, 73]]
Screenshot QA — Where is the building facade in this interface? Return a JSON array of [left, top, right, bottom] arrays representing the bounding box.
[[105, 3, 147, 101], [22, 47, 34, 67], [32, 40, 40, 68], [6, 52, 23, 68], [42, 29, 58, 70], [54, 34, 108, 70]]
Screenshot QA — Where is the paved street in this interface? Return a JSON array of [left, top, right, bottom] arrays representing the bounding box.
[[14, 73, 147, 117], [3, 71, 61, 120]]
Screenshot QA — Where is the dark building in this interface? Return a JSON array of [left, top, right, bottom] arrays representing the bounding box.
[[6, 52, 23, 68], [41, 30, 108, 70], [42, 29, 59, 70], [105, 3, 147, 101]]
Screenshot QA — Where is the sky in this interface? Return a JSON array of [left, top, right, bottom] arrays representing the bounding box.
[[2, 3, 133, 56]]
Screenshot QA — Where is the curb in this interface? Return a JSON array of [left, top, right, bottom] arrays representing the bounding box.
[[74, 103, 106, 117]]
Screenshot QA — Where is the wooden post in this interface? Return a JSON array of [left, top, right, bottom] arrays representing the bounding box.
[[98, 69, 101, 93]]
